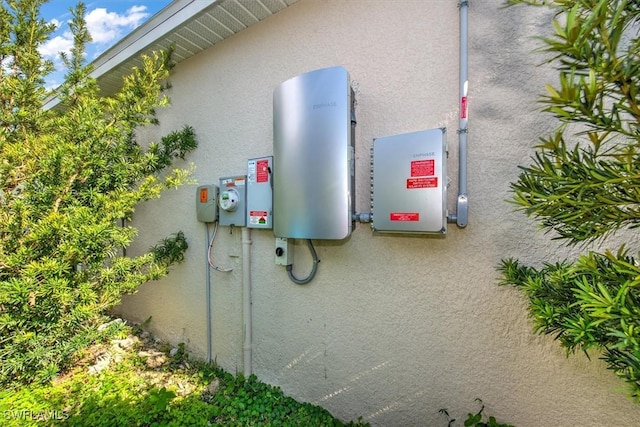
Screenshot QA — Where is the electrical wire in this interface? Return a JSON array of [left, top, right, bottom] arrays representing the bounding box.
[[286, 239, 319, 285], [206, 221, 233, 272]]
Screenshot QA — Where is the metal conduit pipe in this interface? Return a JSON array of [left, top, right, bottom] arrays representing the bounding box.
[[450, 0, 469, 227], [241, 227, 253, 376], [205, 224, 213, 363]]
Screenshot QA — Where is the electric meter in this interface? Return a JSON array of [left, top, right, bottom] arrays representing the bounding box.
[[218, 188, 239, 212], [218, 176, 246, 227]]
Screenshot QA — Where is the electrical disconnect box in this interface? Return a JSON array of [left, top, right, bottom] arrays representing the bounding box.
[[246, 156, 272, 229], [273, 66, 355, 240], [218, 176, 247, 227], [196, 184, 218, 223], [274, 237, 292, 265], [371, 128, 447, 234]]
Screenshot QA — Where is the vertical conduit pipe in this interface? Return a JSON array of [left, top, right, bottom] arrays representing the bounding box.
[[456, 0, 469, 227], [205, 224, 213, 363], [241, 227, 253, 376]]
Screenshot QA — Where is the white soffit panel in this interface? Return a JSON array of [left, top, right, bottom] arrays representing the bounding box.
[[44, 0, 299, 109]]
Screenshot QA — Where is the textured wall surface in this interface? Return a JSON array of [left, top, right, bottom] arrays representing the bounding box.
[[116, 1, 640, 425]]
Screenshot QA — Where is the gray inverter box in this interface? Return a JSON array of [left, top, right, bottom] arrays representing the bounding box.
[[371, 128, 447, 234], [272, 66, 355, 240]]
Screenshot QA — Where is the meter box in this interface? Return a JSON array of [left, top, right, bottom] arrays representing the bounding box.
[[371, 128, 447, 235], [247, 156, 272, 229], [218, 175, 247, 227]]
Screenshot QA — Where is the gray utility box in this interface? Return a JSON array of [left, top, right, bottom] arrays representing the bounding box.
[[247, 156, 273, 229], [273, 66, 355, 240], [371, 128, 447, 235], [196, 184, 218, 223]]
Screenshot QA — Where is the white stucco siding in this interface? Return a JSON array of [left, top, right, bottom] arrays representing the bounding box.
[[117, 0, 640, 425]]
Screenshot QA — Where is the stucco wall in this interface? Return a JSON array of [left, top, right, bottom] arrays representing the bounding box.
[[116, 0, 640, 425]]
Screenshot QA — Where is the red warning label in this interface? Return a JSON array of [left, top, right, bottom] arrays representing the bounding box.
[[390, 213, 420, 221], [411, 159, 435, 177], [256, 159, 269, 183], [407, 177, 438, 189], [249, 211, 268, 225], [461, 96, 468, 119], [199, 188, 208, 203]]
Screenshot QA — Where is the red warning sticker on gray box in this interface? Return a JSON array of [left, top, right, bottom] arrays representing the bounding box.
[[249, 211, 268, 225], [406, 177, 438, 189], [256, 159, 269, 183], [390, 213, 420, 221], [411, 159, 435, 177]]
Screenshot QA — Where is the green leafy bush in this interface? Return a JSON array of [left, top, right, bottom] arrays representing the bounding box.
[[500, 0, 640, 400], [206, 372, 357, 426], [500, 250, 640, 398], [440, 399, 515, 427], [0, 0, 196, 386]]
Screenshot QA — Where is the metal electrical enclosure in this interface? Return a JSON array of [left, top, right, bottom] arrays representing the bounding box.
[[247, 156, 272, 229], [196, 185, 219, 223], [218, 176, 247, 227], [371, 128, 447, 234], [274, 237, 292, 265], [273, 66, 355, 240]]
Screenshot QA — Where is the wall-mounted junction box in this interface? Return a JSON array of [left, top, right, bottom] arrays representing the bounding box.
[[275, 237, 292, 266], [247, 156, 272, 229], [273, 66, 355, 240], [218, 176, 247, 227], [196, 184, 218, 223], [371, 128, 447, 234]]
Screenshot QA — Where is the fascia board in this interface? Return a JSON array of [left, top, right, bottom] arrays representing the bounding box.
[[44, 0, 221, 110], [89, 0, 221, 80]]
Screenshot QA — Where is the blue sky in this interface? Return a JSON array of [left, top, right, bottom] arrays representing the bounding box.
[[40, 0, 173, 88]]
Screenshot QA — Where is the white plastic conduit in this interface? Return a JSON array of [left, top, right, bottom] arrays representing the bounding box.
[[242, 227, 253, 376]]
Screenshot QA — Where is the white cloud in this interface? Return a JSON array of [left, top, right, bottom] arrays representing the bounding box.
[[45, 78, 64, 91], [39, 5, 151, 66], [39, 32, 74, 60], [40, 4, 154, 88], [38, 19, 70, 60], [85, 5, 149, 45]]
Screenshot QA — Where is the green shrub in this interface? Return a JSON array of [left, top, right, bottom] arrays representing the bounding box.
[[0, 1, 196, 386], [440, 399, 514, 427], [500, 0, 640, 400], [500, 251, 640, 398]]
